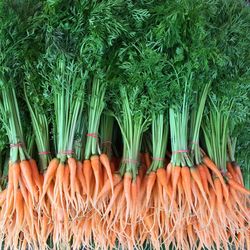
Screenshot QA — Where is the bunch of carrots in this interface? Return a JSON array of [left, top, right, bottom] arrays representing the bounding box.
[[0, 0, 250, 249]]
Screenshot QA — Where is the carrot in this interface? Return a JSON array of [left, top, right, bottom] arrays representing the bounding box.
[[83, 159, 93, 200], [29, 159, 42, 193], [41, 158, 59, 201], [213, 178, 225, 223], [131, 179, 137, 218], [97, 174, 121, 201], [166, 162, 172, 184], [227, 176, 250, 196], [156, 168, 167, 189], [124, 172, 132, 220], [76, 161, 86, 195], [19, 177, 28, 207], [181, 166, 193, 210], [47, 180, 55, 204], [203, 156, 229, 201], [16, 190, 24, 230], [139, 175, 147, 208], [91, 155, 101, 202], [68, 157, 77, 200], [190, 167, 210, 207], [202, 163, 214, 189], [104, 181, 123, 217], [20, 160, 37, 203], [100, 153, 114, 193], [145, 171, 156, 207], [62, 164, 70, 210], [171, 165, 181, 201], [54, 162, 64, 206], [197, 164, 209, 195], [9, 162, 20, 211], [156, 167, 173, 199]]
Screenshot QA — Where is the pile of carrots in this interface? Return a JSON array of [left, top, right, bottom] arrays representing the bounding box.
[[0, 145, 249, 249], [0, 0, 250, 249]]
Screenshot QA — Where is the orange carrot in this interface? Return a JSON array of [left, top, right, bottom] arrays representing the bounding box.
[[166, 162, 172, 184], [124, 172, 132, 220], [227, 176, 250, 195], [76, 161, 86, 195], [190, 167, 210, 207], [68, 157, 77, 200], [104, 181, 123, 216], [202, 163, 214, 189], [171, 165, 181, 200], [29, 159, 42, 193], [19, 177, 28, 207], [100, 153, 114, 193], [203, 156, 229, 201], [181, 166, 193, 210], [91, 155, 101, 202], [16, 190, 24, 229], [54, 162, 64, 206], [156, 168, 167, 189], [197, 164, 209, 195], [214, 178, 224, 214], [20, 160, 37, 202], [83, 159, 93, 200], [10, 161, 20, 210], [62, 164, 70, 210], [145, 171, 156, 206], [131, 179, 137, 214], [97, 174, 121, 201], [41, 158, 59, 201]]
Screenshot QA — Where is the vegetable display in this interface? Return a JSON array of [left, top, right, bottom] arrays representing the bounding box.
[[0, 0, 249, 249]]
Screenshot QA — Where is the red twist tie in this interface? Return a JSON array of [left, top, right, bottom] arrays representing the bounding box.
[[122, 159, 138, 164], [10, 143, 23, 148], [152, 157, 165, 162], [39, 151, 51, 155], [86, 133, 98, 139], [172, 149, 189, 154], [59, 150, 74, 155]]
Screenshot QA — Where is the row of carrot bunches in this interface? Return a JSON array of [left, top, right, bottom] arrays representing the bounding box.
[[0, 0, 250, 249]]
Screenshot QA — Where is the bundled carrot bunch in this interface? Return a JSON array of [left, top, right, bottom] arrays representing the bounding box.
[[0, 0, 250, 249]]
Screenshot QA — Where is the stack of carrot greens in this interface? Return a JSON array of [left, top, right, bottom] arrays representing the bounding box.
[[0, 0, 250, 249]]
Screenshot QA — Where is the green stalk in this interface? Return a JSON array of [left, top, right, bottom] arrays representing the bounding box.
[[169, 80, 193, 168], [84, 77, 106, 159], [24, 84, 51, 171], [50, 56, 85, 163], [147, 112, 168, 172], [0, 84, 29, 162], [74, 112, 86, 161], [202, 100, 232, 171], [115, 87, 149, 180], [100, 114, 114, 158], [189, 83, 210, 165]]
